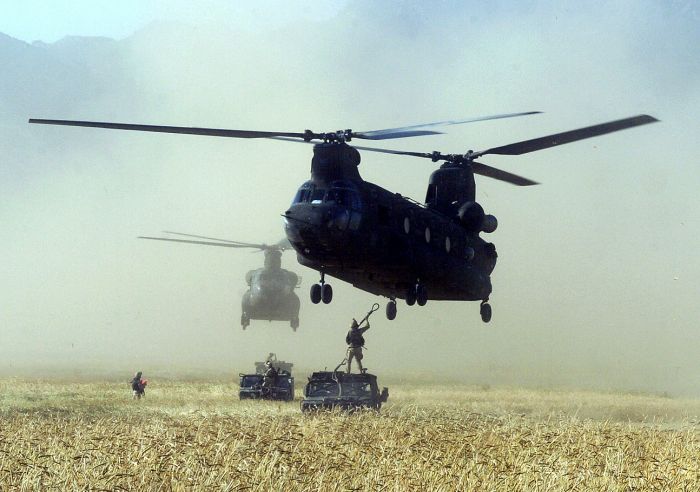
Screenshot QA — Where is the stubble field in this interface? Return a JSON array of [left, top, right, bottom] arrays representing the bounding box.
[[1, 378, 699, 491]]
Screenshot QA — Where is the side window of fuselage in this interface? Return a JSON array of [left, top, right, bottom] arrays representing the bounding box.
[[325, 188, 360, 210]]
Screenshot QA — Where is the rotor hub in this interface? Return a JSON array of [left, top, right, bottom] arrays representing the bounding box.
[[304, 129, 354, 143]]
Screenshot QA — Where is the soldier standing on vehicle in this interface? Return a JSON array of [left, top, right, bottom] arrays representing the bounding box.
[[262, 360, 277, 395], [346, 318, 370, 374]]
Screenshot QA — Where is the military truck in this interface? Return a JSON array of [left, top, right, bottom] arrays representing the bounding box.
[[300, 370, 389, 412], [239, 353, 295, 401], [238, 369, 294, 401]]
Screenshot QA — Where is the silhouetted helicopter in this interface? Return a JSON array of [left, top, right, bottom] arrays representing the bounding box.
[[29, 112, 657, 323], [139, 232, 301, 330]]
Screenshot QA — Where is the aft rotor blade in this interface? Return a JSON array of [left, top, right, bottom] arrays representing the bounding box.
[[475, 114, 659, 157], [139, 236, 262, 249], [351, 144, 432, 158], [29, 119, 311, 140], [354, 111, 542, 140], [162, 231, 262, 248], [471, 162, 539, 186]]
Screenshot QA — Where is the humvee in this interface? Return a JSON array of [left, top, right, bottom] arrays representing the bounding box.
[[238, 369, 295, 401], [300, 370, 389, 412], [238, 353, 295, 401]]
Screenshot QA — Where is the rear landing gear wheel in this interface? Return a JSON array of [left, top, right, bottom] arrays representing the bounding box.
[[310, 283, 321, 304], [405, 287, 416, 306], [321, 283, 333, 304], [386, 300, 397, 320], [416, 284, 428, 306], [480, 301, 492, 323]]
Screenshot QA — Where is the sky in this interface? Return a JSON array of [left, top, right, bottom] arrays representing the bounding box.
[[1, 0, 699, 394], [0, 0, 348, 42]]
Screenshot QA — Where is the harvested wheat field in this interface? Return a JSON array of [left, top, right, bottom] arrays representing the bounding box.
[[1, 379, 700, 491]]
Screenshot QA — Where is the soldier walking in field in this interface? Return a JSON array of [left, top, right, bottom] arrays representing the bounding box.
[[130, 371, 147, 400], [346, 318, 370, 374]]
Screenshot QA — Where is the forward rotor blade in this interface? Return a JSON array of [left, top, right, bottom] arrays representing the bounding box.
[[29, 119, 311, 140], [475, 114, 659, 157], [29, 111, 544, 143], [138, 236, 262, 249], [354, 111, 542, 140], [354, 130, 443, 140], [471, 162, 539, 186], [162, 231, 262, 248]]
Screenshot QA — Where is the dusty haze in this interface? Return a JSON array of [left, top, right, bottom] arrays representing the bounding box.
[[1, 1, 699, 394]]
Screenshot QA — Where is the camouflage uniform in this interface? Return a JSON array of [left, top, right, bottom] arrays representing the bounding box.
[[262, 361, 277, 395], [346, 319, 370, 374]]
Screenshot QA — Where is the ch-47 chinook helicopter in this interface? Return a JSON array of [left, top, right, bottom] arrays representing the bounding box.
[[139, 232, 301, 330], [29, 112, 657, 323]]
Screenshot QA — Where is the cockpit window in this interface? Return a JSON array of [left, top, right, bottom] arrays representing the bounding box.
[[292, 180, 361, 210], [292, 182, 313, 204], [310, 188, 325, 203], [240, 375, 262, 388]]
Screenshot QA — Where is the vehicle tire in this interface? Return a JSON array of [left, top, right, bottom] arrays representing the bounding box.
[[310, 283, 322, 304], [416, 284, 428, 306], [386, 300, 397, 320], [405, 287, 416, 306], [321, 283, 333, 304], [480, 302, 492, 323]]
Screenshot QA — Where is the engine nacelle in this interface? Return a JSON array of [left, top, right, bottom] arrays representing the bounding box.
[[481, 214, 498, 233], [457, 201, 484, 232]]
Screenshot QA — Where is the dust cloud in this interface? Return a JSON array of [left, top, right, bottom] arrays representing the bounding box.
[[1, 1, 699, 395]]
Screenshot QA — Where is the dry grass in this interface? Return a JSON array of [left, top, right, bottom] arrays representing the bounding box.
[[1, 379, 699, 490]]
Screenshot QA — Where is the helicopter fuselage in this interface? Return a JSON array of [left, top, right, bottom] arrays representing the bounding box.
[[242, 266, 300, 321], [284, 143, 496, 301]]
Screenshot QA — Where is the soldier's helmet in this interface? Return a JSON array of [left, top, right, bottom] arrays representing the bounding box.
[[135, 371, 142, 379], [351, 319, 359, 329]]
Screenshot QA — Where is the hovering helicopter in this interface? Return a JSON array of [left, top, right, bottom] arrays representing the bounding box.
[[29, 112, 657, 322], [138, 232, 301, 330]]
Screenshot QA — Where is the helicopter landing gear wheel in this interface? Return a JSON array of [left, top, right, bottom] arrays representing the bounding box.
[[416, 284, 428, 306], [241, 314, 250, 330], [405, 287, 416, 306], [321, 283, 333, 304], [310, 283, 321, 304], [290, 317, 299, 331], [480, 301, 492, 323], [386, 299, 397, 320]]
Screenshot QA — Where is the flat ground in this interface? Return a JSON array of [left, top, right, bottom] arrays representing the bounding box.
[[1, 379, 699, 491]]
